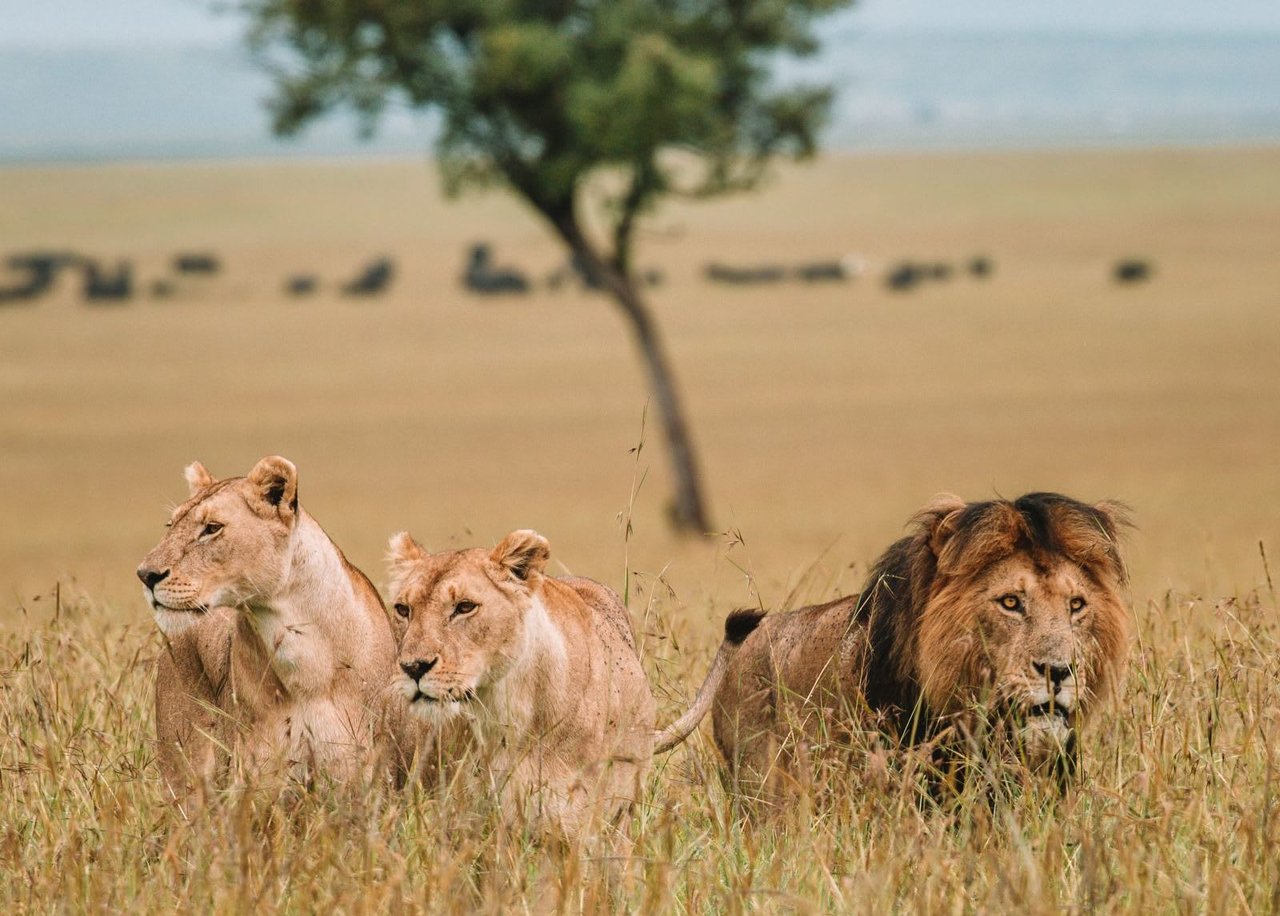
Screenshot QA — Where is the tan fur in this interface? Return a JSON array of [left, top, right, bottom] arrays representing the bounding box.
[[386, 530, 761, 845], [138, 457, 423, 796], [387, 529, 656, 845], [712, 492, 1132, 798]]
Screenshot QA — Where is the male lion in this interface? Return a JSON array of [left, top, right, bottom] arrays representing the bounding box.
[[386, 529, 761, 845], [137, 456, 418, 795], [711, 492, 1132, 800]]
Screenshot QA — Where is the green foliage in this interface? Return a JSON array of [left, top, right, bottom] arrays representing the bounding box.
[[244, 0, 852, 261]]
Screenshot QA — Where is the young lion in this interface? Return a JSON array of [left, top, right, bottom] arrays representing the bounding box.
[[137, 456, 419, 795], [386, 529, 760, 845], [711, 492, 1132, 801]]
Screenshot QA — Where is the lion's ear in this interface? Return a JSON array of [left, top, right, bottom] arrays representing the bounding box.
[[492, 530, 550, 584], [386, 531, 428, 586], [915, 493, 967, 558], [1066, 499, 1132, 584], [1093, 499, 1133, 538], [184, 461, 214, 496], [919, 495, 1028, 576], [247, 455, 298, 520]]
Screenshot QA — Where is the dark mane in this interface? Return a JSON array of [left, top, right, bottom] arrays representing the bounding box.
[[943, 492, 1130, 585], [854, 492, 1131, 733]]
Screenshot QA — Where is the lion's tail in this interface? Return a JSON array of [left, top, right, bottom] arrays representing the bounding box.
[[652, 607, 765, 755]]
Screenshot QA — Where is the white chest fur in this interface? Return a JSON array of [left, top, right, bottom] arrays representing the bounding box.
[[247, 605, 336, 694]]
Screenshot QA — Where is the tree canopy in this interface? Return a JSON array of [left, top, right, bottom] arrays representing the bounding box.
[[244, 0, 854, 531], [249, 0, 848, 259]]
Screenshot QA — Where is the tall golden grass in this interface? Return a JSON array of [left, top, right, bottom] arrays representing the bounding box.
[[2, 573, 1276, 912]]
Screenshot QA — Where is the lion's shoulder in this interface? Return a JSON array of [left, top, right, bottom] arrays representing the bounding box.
[[727, 594, 864, 697], [549, 576, 638, 652], [758, 593, 862, 644]]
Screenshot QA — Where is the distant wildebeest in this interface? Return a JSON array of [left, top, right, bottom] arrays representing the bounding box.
[[706, 256, 862, 286], [795, 260, 852, 283], [1113, 260, 1152, 284], [151, 280, 176, 299], [968, 256, 994, 278], [286, 275, 319, 296], [928, 262, 953, 281], [342, 258, 395, 296], [0, 252, 80, 303], [173, 253, 220, 274], [885, 262, 924, 291], [705, 263, 786, 285], [83, 260, 133, 302], [464, 244, 530, 294]]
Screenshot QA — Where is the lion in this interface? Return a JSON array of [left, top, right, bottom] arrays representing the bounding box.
[[137, 456, 421, 796], [386, 528, 761, 846], [711, 492, 1132, 800]]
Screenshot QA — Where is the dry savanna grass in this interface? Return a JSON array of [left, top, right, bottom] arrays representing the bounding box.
[[1, 147, 1279, 911], [2, 582, 1279, 911]]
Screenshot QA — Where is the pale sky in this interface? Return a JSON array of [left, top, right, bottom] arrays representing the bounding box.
[[2, 0, 1279, 48]]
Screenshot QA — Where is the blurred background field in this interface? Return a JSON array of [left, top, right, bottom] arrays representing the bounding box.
[[2, 146, 1278, 626]]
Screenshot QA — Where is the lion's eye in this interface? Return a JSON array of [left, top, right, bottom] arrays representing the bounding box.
[[1069, 596, 1087, 613], [393, 603, 411, 619], [200, 522, 223, 538], [453, 600, 478, 618], [998, 594, 1023, 613]]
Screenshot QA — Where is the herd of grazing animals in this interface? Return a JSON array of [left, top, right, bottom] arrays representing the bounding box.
[[137, 456, 1134, 845]]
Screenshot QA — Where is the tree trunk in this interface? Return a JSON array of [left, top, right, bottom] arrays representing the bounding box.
[[605, 270, 712, 534], [549, 214, 712, 534]]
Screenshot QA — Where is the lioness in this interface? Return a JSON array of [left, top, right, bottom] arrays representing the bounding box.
[[712, 492, 1132, 799], [137, 456, 415, 795], [386, 529, 760, 844]]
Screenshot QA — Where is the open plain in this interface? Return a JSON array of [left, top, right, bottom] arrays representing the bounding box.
[[1, 147, 1278, 911]]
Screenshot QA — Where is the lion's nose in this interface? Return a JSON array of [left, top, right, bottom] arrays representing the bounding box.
[[1033, 660, 1073, 690], [137, 566, 169, 589], [400, 657, 439, 682]]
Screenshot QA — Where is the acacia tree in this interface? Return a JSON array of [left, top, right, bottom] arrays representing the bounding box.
[[243, 0, 852, 532]]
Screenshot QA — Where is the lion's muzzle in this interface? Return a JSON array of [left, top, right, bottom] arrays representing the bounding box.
[[1012, 658, 1083, 761], [140, 567, 210, 635], [137, 565, 169, 590], [396, 656, 476, 718]]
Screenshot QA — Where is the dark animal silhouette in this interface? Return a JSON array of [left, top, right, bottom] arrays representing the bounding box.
[[173, 253, 220, 274], [0, 252, 80, 303], [82, 260, 133, 302], [342, 258, 395, 296], [968, 256, 993, 278], [885, 263, 923, 291], [286, 275, 318, 296], [795, 261, 851, 282], [1113, 260, 1152, 284], [464, 244, 529, 294], [705, 263, 786, 285], [705, 254, 864, 287]]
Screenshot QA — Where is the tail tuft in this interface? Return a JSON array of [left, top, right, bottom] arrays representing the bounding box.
[[724, 607, 766, 645]]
